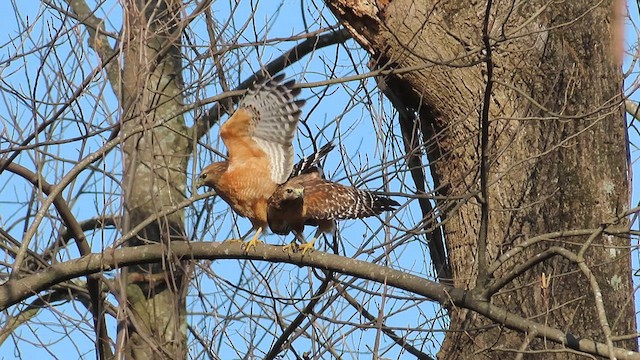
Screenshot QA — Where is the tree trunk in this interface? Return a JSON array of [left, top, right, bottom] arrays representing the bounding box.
[[119, 0, 190, 358], [325, 0, 636, 358]]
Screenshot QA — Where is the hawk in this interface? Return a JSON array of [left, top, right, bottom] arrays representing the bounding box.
[[268, 168, 399, 254], [196, 74, 305, 250]]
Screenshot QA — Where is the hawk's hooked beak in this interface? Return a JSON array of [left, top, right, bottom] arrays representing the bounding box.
[[196, 177, 205, 189], [196, 174, 214, 192], [292, 187, 304, 198]]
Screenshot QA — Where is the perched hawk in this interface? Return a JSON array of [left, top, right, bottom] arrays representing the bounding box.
[[268, 169, 399, 254], [196, 74, 305, 250]]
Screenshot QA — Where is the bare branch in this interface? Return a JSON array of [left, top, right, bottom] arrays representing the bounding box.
[[193, 28, 352, 140], [337, 283, 435, 360], [1, 161, 111, 359], [0, 242, 638, 360], [59, 0, 122, 98], [265, 271, 332, 360]]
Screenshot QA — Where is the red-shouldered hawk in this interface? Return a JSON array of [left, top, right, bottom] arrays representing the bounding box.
[[198, 142, 334, 188], [267, 169, 399, 254], [196, 74, 305, 250], [197, 143, 334, 206]]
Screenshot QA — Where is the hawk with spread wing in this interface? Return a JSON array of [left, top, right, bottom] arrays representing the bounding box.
[[268, 168, 399, 254], [196, 74, 305, 250]]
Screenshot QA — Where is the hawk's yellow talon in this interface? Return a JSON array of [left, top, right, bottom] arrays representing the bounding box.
[[282, 241, 299, 253], [243, 237, 263, 252], [243, 227, 263, 252], [298, 237, 318, 255]]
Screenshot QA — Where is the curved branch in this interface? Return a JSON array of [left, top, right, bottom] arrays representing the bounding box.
[[0, 242, 638, 360], [487, 226, 630, 275], [1, 161, 111, 359], [2, 163, 93, 263], [46, 216, 119, 262]]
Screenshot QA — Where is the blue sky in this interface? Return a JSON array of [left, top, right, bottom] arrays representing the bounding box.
[[0, 0, 639, 359], [0, 1, 429, 358]]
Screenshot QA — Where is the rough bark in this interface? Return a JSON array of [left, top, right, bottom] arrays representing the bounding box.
[[119, 0, 190, 358], [325, 0, 636, 358]]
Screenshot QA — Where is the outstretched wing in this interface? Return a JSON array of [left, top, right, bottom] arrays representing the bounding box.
[[300, 176, 399, 221], [221, 74, 305, 184], [290, 142, 334, 179]]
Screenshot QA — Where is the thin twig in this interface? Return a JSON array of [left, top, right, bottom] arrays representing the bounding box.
[[337, 284, 434, 360], [264, 271, 333, 360]]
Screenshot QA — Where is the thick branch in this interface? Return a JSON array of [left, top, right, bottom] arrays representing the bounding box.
[[0, 242, 638, 360], [382, 77, 451, 283]]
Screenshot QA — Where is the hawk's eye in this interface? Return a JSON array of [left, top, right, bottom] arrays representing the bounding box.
[[200, 173, 207, 179], [285, 188, 293, 194]]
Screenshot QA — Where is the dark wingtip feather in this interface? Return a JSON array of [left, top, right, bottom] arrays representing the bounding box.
[[290, 141, 335, 178], [279, 79, 300, 98], [317, 141, 335, 157], [253, 73, 285, 88], [271, 226, 293, 236], [373, 196, 400, 213]]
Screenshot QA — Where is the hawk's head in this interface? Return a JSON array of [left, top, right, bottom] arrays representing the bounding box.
[[269, 183, 304, 211], [196, 161, 228, 189], [278, 184, 304, 201]]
